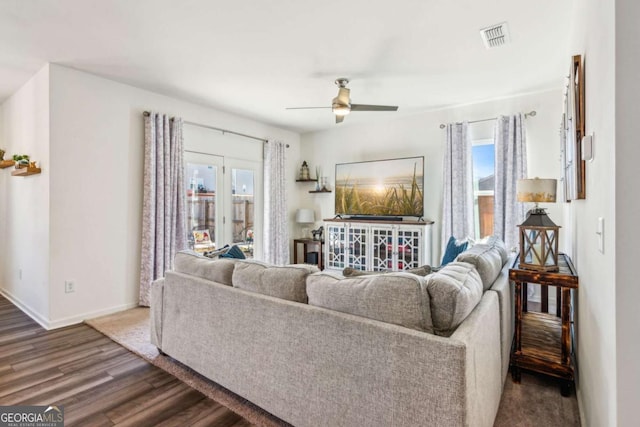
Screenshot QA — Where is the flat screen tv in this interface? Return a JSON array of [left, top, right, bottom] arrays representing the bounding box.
[[335, 156, 424, 217]]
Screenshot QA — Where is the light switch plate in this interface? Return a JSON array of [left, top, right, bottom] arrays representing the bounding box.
[[582, 134, 593, 161]]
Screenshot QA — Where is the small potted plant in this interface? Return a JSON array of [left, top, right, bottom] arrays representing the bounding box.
[[13, 154, 30, 169]]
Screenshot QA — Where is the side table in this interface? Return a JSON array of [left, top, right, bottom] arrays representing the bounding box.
[[509, 253, 578, 396], [293, 239, 324, 270]]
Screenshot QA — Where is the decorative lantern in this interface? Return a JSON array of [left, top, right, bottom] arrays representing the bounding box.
[[299, 161, 310, 180], [516, 178, 560, 272]]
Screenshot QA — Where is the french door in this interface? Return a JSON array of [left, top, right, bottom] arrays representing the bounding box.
[[184, 151, 260, 257]]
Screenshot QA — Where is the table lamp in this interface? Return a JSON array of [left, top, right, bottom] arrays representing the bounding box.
[[295, 208, 315, 239], [516, 178, 560, 272]]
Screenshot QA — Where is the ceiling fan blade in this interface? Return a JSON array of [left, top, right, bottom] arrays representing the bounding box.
[[285, 107, 332, 110], [337, 87, 350, 105], [350, 104, 398, 112], [335, 115, 345, 124]]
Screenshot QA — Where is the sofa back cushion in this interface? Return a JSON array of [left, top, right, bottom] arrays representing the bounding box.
[[232, 260, 318, 303], [455, 244, 504, 290], [479, 235, 509, 264], [307, 272, 433, 333], [426, 262, 483, 336], [174, 251, 237, 286]]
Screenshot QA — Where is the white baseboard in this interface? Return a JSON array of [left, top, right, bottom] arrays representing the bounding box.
[[0, 288, 50, 330], [0, 287, 138, 330], [48, 302, 139, 329]]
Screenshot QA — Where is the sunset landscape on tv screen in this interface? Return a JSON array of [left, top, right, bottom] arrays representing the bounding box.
[[335, 156, 424, 217]]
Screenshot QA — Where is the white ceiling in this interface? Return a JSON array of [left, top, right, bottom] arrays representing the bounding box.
[[0, 0, 575, 134]]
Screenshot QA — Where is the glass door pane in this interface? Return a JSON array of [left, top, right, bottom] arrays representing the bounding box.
[[223, 158, 260, 259], [184, 153, 223, 253], [231, 167, 255, 257]]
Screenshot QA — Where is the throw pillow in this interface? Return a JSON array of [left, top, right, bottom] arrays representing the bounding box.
[[219, 245, 246, 259], [441, 236, 468, 266]]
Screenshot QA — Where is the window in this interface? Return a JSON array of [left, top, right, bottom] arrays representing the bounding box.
[[472, 139, 495, 239]]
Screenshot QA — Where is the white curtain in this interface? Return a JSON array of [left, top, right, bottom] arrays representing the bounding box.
[[441, 122, 474, 253], [139, 112, 187, 306], [494, 113, 528, 250], [263, 140, 289, 265]]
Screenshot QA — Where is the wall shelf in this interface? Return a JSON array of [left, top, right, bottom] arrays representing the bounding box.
[[11, 167, 41, 176], [309, 189, 332, 193], [296, 179, 318, 182], [0, 160, 15, 169]]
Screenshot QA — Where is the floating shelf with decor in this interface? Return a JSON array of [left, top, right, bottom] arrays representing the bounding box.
[[296, 179, 318, 183], [12, 165, 41, 176], [0, 160, 15, 169]]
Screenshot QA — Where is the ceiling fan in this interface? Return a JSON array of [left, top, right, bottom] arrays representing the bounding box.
[[286, 78, 398, 123]]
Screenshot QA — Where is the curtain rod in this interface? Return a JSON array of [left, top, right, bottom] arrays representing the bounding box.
[[143, 111, 289, 147], [438, 110, 537, 129]]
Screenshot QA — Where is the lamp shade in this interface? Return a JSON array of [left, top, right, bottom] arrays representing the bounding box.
[[516, 178, 557, 203], [295, 208, 315, 224]]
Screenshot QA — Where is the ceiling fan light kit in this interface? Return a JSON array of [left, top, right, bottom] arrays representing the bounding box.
[[332, 103, 351, 116], [287, 78, 398, 124]]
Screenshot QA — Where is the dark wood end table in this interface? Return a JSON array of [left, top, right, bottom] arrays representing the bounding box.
[[293, 239, 324, 270], [509, 253, 579, 396]]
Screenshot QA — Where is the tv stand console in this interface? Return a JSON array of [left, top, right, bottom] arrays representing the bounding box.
[[323, 218, 434, 272]]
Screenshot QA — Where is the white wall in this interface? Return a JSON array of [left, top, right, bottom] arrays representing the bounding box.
[[567, 1, 617, 425], [1, 63, 300, 328], [0, 65, 51, 326], [615, 1, 640, 425], [300, 89, 563, 264]]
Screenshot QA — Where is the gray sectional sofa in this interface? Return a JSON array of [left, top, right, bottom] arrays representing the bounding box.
[[150, 238, 514, 427]]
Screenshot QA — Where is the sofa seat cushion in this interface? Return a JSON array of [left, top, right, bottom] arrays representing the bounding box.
[[307, 271, 433, 333], [455, 244, 504, 290], [174, 251, 238, 286], [426, 262, 483, 336], [232, 260, 318, 303]]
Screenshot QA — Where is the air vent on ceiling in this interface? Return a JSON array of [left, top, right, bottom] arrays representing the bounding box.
[[480, 22, 510, 49]]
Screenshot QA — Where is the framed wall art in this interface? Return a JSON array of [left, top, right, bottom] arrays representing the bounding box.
[[562, 54, 586, 201]]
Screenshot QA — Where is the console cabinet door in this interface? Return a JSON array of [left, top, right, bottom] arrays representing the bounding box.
[[326, 223, 347, 270], [395, 226, 424, 270], [370, 225, 395, 271], [347, 223, 369, 271]]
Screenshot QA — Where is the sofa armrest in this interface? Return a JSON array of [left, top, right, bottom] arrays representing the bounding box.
[[487, 254, 517, 383], [150, 278, 165, 348], [450, 291, 502, 427]]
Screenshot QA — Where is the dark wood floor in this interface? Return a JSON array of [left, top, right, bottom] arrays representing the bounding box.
[[0, 296, 251, 427]]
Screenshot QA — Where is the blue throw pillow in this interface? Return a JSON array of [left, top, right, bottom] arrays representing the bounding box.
[[219, 244, 246, 259], [441, 236, 468, 266]]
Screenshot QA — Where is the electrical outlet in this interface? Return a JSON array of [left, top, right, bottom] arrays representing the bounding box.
[[65, 281, 75, 293]]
